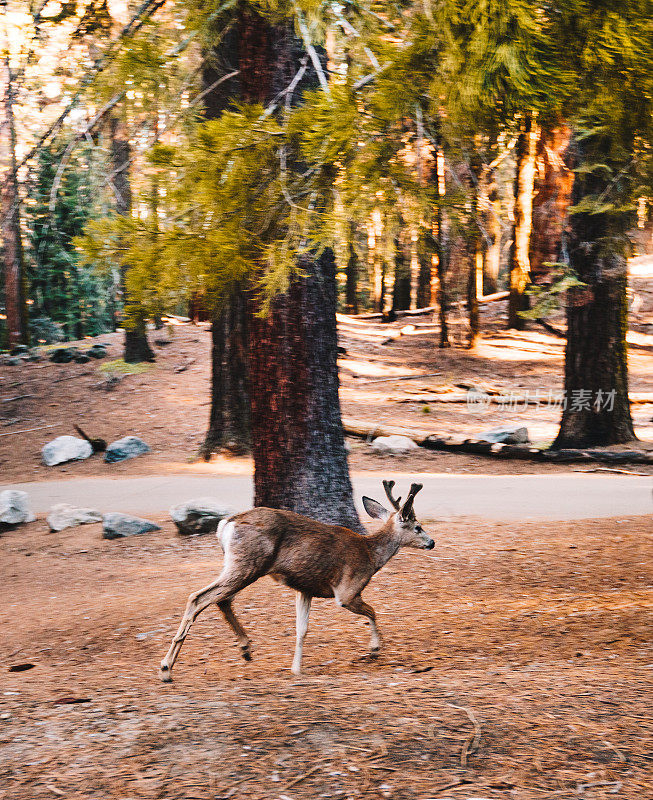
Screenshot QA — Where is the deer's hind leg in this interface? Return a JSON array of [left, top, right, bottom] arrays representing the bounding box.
[[159, 570, 255, 682], [342, 594, 381, 655], [218, 599, 252, 661]]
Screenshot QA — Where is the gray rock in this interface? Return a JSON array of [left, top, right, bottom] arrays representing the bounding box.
[[170, 497, 232, 536], [104, 436, 150, 463], [480, 425, 530, 444], [0, 490, 36, 529], [87, 345, 108, 359], [371, 435, 419, 455], [10, 344, 29, 356], [102, 513, 160, 539], [42, 435, 93, 466], [4, 356, 22, 366], [49, 347, 77, 363], [74, 353, 91, 363], [47, 503, 103, 532]]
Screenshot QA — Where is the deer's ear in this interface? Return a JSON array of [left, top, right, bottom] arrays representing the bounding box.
[[362, 497, 391, 520]]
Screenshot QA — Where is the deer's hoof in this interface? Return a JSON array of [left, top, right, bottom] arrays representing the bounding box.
[[241, 646, 252, 662], [159, 664, 173, 683]]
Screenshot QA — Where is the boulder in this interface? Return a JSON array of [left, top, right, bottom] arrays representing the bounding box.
[[74, 353, 91, 363], [42, 435, 93, 466], [47, 503, 103, 532], [102, 513, 160, 539], [4, 356, 22, 366], [49, 347, 77, 364], [480, 425, 530, 444], [87, 344, 108, 359], [0, 490, 35, 529], [104, 436, 151, 463], [371, 435, 419, 455], [170, 497, 232, 536], [10, 344, 29, 356]]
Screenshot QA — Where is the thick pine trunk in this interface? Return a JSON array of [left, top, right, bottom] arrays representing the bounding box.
[[1, 46, 27, 347], [553, 136, 635, 448], [249, 250, 362, 532], [201, 287, 250, 457], [508, 112, 538, 329], [484, 187, 502, 293], [235, 7, 361, 529], [109, 116, 154, 362]]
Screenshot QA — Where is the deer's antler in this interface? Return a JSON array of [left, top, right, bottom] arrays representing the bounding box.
[[400, 482, 423, 520], [382, 479, 402, 511]]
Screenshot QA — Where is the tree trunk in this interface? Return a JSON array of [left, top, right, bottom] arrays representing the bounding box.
[[392, 237, 410, 311], [109, 116, 154, 362], [553, 137, 635, 448], [409, 226, 420, 309], [200, 25, 252, 457], [249, 250, 362, 532], [433, 144, 450, 346], [345, 221, 358, 313], [529, 124, 574, 285], [201, 287, 250, 458], [467, 240, 482, 348], [484, 185, 502, 293], [1, 38, 27, 347], [508, 111, 538, 329], [235, 7, 361, 530]]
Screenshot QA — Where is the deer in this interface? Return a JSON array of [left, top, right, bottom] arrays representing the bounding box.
[[159, 480, 433, 682]]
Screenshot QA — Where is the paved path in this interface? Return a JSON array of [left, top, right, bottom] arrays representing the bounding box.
[[3, 473, 651, 521]]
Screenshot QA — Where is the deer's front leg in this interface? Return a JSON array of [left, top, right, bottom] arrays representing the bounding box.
[[342, 594, 382, 655], [291, 592, 312, 676]]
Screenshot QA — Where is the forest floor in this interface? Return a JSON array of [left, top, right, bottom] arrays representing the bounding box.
[[1, 276, 653, 483], [1, 279, 652, 800], [1, 512, 651, 800]]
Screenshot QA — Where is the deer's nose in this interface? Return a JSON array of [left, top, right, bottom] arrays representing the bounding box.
[[426, 539, 435, 549]]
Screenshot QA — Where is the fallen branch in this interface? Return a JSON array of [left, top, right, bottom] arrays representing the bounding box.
[[478, 290, 509, 304], [534, 317, 565, 338]]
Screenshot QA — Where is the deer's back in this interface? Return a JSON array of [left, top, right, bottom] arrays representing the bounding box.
[[223, 508, 373, 598]]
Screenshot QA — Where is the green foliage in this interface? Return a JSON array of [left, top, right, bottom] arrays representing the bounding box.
[[24, 145, 116, 341], [521, 265, 587, 320]]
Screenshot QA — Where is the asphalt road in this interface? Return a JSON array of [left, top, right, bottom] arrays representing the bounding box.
[[4, 472, 652, 521]]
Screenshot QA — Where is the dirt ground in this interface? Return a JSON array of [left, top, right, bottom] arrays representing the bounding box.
[[1, 277, 653, 483], [1, 513, 652, 800]]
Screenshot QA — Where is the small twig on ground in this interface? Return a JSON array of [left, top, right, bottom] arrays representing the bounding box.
[[419, 777, 472, 797], [447, 703, 481, 767], [280, 763, 323, 791], [0, 423, 60, 437], [358, 372, 441, 385], [1, 394, 35, 403]]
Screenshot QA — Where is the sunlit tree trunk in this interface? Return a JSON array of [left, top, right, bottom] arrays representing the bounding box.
[[467, 240, 482, 349], [508, 111, 538, 329], [1, 32, 27, 347], [530, 124, 574, 285], [109, 116, 154, 362]]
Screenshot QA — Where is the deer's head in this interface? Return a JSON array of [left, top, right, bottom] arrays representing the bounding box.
[[362, 480, 434, 549]]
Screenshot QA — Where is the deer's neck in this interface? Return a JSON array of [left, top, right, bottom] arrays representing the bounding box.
[[368, 523, 401, 571]]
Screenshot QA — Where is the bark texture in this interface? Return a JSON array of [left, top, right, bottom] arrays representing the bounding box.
[[553, 138, 635, 448], [109, 116, 154, 363], [201, 288, 250, 457], [1, 44, 27, 346], [508, 112, 538, 329], [249, 250, 362, 532], [530, 125, 574, 285], [234, 7, 361, 530]]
